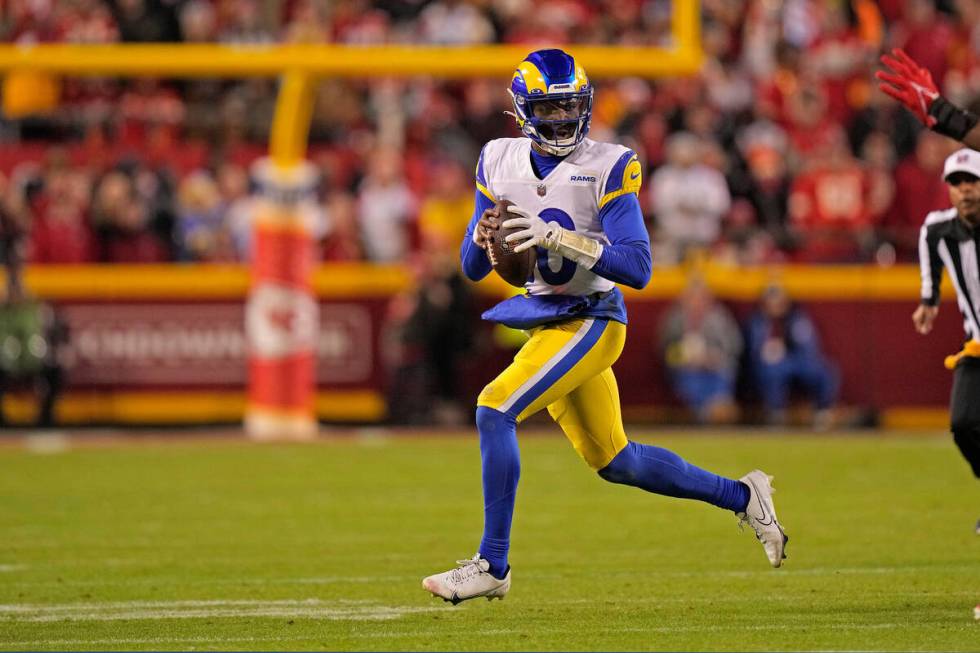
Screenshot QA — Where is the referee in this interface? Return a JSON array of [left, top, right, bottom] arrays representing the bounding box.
[[878, 48, 980, 534], [914, 148, 980, 532]]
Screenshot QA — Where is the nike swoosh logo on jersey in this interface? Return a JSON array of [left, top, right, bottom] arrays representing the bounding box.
[[630, 171, 640, 180]]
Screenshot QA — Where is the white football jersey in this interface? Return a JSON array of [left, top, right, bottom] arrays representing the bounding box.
[[477, 137, 642, 297]]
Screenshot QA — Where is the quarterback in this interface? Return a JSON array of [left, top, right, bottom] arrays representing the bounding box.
[[422, 49, 788, 605]]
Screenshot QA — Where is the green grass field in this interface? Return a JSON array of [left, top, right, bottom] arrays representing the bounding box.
[[0, 429, 977, 652]]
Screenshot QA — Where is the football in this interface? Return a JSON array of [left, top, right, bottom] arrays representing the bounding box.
[[486, 199, 536, 288]]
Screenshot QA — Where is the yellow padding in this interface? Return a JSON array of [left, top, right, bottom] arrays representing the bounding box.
[[2, 390, 384, 424], [2, 71, 59, 117]]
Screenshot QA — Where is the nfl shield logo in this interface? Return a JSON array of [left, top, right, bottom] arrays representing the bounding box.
[[537, 184, 547, 197]]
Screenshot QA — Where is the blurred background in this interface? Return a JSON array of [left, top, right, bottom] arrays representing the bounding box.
[[0, 0, 975, 431]]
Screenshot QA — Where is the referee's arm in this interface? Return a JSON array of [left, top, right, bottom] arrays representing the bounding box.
[[914, 221, 943, 334], [918, 221, 944, 307]]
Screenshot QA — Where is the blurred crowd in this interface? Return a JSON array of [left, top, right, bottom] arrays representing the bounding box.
[[0, 0, 979, 268], [660, 279, 838, 428]]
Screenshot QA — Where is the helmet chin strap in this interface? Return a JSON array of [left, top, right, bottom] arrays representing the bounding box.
[[536, 140, 577, 156], [533, 125, 579, 155]]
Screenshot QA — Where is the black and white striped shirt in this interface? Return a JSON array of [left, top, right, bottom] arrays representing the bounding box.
[[920, 207, 980, 340]]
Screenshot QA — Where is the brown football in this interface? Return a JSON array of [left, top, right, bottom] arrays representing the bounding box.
[[486, 199, 536, 288]]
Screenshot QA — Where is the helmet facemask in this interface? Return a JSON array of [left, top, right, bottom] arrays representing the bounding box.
[[509, 88, 593, 156]]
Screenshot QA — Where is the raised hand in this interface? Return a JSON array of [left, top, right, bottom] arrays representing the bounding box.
[[875, 48, 939, 127]]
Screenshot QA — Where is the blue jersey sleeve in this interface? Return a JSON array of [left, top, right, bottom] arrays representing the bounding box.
[[590, 192, 652, 289], [460, 188, 496, 281]]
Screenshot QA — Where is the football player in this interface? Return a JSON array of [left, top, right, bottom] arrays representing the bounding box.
[[422, 49, 788, 605]]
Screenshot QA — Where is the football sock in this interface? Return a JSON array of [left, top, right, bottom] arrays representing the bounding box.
[[475, 406, 520, 579], [598, 440, 750, 513]]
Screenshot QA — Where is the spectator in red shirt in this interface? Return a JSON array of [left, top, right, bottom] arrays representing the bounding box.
[[92, 171, 169, 263], [28, 168, 96, 264], [881, 129, 955, 261], [101, 202, 170, 263], [807, 0, 876, 125], [755, 41, 803, 126], [782, 83, 842, 166], [944, 0, 980, 105], [788, 127, 877, 262], [859, 130, 898, 229], [321, 191, 364, 262], [888, 0, 955, 87]]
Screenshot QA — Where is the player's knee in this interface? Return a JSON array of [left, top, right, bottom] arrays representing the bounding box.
[[597, 441, 638, 485], [477, 380, 507, 407], [475, 405, 515, 436]]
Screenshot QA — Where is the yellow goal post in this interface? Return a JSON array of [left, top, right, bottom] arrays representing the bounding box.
[[0, 1, 702, 166]]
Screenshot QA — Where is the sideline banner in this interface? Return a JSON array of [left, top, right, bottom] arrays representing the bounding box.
[[60, 302, 373, 389], [14, 297, 388, 426], [5, 262, 963, 426]]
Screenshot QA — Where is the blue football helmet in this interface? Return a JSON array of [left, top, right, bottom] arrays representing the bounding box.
[[508, 49, 593, 156]]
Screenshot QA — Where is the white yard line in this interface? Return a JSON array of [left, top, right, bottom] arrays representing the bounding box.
[[0, 599, 375, 610], [5, 608, 436, 622], [290, 576, 413, 584], [4, 574, 418, 587], [1, 636, 271, 648], [0, 599, 441, 623], [545, 590, 979, 605], [548, 564, 980, 579]]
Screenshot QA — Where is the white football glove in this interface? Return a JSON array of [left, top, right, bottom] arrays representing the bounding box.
[[502, 205, 555, 251], [502, 205, 603, 268]]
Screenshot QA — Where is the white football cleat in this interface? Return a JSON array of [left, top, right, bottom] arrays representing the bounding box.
[[737, 470, 788, 567], [422, 554, 511, 605]]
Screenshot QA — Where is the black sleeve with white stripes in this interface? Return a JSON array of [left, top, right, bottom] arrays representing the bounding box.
[[919, 221, 944, 307]]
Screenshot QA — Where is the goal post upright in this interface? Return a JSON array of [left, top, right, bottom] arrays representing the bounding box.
[[0, 5, 703, 436], [246, 70, 320, 440]]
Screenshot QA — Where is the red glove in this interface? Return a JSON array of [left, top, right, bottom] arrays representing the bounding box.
[[875, 48, 939, 127]]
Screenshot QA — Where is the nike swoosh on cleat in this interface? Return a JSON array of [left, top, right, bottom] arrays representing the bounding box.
[[446, 583, 506, 605], [751, 481, 775, 526]]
